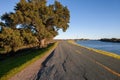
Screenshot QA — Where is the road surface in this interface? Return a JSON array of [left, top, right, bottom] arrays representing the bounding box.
[[35, 41, 120, 80]]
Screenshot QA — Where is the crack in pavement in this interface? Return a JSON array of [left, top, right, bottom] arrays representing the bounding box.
[[35, 51, 55, 80], [62, 60, 67, 72], [82, 68, 88, 80], [41, 50, 55, 67]]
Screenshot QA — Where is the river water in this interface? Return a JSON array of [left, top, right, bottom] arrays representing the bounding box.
[[76, 40, 120, 55]]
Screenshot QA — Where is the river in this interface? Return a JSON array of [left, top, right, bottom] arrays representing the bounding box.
[[76, 40, 120, 55]]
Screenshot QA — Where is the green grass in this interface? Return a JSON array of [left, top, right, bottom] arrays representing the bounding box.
[[68, 40, 120, 60], [0, 43, 58, 80], [0, 48, 3, 51], [0, 48, 5, 53]]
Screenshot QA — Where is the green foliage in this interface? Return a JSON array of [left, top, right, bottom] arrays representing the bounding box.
[[54, 1, 70, 32], [0, 27, 23, 53], [1, 13, 14, 27], [12, 0, 70, 38], [0, 0, 70, 53], [0, 22, 5, 27], [20, 29, 37, 45]]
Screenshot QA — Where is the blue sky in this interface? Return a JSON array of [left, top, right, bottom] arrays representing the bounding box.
[[0, 0, 120, 39]]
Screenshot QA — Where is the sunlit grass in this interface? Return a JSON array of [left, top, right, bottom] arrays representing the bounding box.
[[68, 40, 120, 60], [68, 40, 79, 46], [89, 48, 120, 60], [0, 42, 58, 80]]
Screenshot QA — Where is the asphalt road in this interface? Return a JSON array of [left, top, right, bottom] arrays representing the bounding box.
[[35, 41, 120, 80]]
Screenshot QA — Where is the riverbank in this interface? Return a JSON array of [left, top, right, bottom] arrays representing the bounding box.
[[68, 40, 120, 60], [100, 38, 120, 43]]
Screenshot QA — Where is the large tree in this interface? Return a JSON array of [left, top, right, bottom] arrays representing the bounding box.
[[0, 0, 70, 53]]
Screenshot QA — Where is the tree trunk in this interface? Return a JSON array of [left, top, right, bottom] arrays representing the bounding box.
[[40, 39, 46, 48]]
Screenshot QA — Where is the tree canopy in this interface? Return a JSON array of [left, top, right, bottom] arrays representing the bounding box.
[[0, 0, 70, 54]]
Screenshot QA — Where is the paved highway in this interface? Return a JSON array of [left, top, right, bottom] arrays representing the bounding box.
[[35, 41, 120, 80]]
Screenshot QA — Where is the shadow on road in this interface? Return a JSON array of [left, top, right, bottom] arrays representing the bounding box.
[[35, 50, 55, 80]]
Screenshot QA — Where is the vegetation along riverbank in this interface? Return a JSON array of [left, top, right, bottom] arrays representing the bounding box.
[[100, 38, 120, 43]]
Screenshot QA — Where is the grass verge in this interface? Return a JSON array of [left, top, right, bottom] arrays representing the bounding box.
[[68, 40, 120, 60], [0, 42, 58, 80]]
